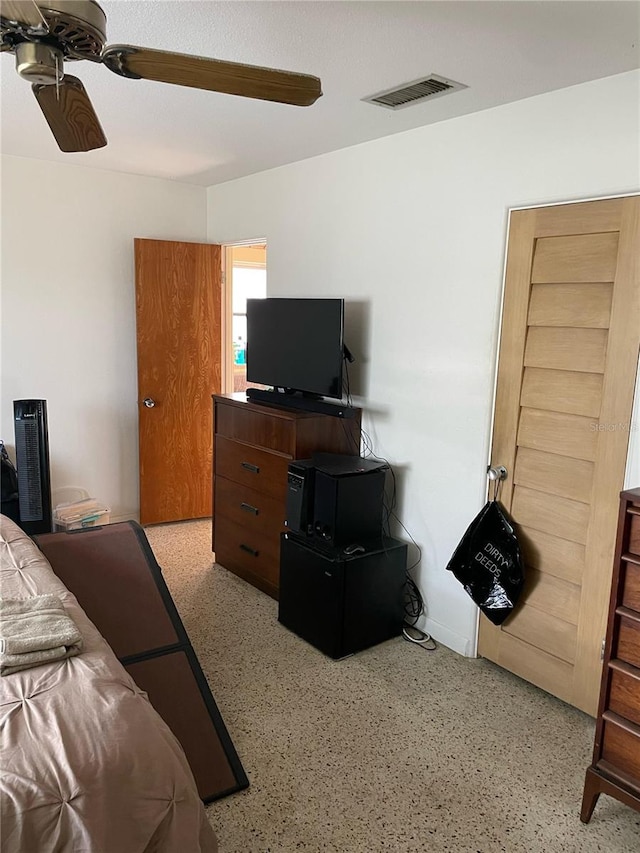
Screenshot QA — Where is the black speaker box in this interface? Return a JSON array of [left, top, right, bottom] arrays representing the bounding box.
[[312, 457, 386, 548]]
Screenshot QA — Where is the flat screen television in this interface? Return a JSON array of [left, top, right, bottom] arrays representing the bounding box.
[[246, 298, 344, 400]]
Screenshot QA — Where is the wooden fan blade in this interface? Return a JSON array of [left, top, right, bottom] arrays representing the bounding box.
[[32, 76, 107, 152], [101, 44, 322, 107], [0, 0, 47, 29]]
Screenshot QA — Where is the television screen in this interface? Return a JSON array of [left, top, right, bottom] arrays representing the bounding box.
[[246, 298, 344, 399]]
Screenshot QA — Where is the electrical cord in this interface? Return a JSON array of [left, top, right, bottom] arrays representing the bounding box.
[[402, 559, 436, 650], [390, 500, 436, 651], [403, 625, 437, 650], [340, 357, 362, 455], [339, 361, 436, 652], [343, 355, 352, 406]]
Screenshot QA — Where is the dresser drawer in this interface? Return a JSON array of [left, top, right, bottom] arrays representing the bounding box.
[[215, 476, 286, 536], [214, 515, 281, 591], [216, 401, 294, 454], [609, 664, 640, 727], [601, 716, 640, 780], [616, 613, 640, 669], [622, 561, 640, 612], [629, 508, 640, 557], [215, 436, 289, 500]]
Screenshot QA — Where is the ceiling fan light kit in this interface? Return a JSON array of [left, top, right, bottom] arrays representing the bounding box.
[[1, 0, 323, 152]]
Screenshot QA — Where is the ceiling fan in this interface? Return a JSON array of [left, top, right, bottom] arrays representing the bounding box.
[[0, 0, 323, 152]]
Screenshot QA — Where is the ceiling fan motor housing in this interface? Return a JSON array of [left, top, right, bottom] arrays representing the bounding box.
[[15, 40, 62, 83], [2, 1, 107, 61]]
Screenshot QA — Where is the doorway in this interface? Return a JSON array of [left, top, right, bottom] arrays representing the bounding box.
[[135, 239, 267, 524], [223, 243, 267, 394]]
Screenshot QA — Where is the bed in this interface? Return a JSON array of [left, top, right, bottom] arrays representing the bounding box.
[[0, 514, 218, 853]]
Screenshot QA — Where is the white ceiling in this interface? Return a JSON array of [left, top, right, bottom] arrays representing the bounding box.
[[1, 1, 638, 186]]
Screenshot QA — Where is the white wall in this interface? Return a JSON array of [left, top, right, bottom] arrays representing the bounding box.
[[1, 155, 206, 520], [207, 71, 640, 656]]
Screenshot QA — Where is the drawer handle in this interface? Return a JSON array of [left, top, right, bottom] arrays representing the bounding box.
[[241, 461, 260, 474], [240, 543, 259, 557], [241, 502, 259, 515]]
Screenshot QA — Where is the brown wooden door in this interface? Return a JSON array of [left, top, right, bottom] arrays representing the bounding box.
[[135, 239, 222, 525], [478, 196, 640, 715]]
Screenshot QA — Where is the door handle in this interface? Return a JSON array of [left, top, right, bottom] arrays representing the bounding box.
[[487, 465, 507, 481], [143, 398, 156, 408], [487, 465, 507, 501]]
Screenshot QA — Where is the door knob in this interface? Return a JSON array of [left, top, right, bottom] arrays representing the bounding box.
[[487, 465, 507, 501], [143, 398, 156, 408], [487, 465, 507, 481]]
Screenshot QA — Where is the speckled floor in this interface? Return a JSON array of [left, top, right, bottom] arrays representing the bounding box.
[[145, 520, 640, 853]]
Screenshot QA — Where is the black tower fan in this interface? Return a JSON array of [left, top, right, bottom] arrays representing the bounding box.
[[14, 400, 52, 535]]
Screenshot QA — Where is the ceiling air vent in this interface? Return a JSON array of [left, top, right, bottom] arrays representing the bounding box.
[[363, 74, 467, 110]]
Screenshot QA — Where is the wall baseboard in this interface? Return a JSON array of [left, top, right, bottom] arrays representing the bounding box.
[[420, 615, 476, 658], [109, 513, 139, 525]]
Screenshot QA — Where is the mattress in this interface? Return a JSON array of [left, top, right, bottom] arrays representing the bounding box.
[[0, 515, 217, 853]]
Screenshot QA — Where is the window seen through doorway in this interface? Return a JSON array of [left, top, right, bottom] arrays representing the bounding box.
[[228, 244, 267, 393]]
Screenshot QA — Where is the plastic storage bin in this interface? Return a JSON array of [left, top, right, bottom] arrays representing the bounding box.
[[53, 498, 110, 531]]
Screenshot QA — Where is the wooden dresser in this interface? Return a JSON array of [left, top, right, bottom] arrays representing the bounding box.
[[581, 487, 640, 822], [212, 394, 361, 599]]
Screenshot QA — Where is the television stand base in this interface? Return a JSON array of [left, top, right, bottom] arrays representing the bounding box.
[[246, 388, 357, 419]]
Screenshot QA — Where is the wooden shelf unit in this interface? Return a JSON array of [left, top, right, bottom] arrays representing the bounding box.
[[211, 394, 361, 599], [581, 487, 640, 822]]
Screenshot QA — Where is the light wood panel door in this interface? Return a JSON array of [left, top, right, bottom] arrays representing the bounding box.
[[478, 197, 640, 715], [135, 239, 222, 525]]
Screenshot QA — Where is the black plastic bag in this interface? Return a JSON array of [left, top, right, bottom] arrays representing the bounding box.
[[0, 440, 21, 524], [1, 441, 18, 503], [446, 500, 524, 625]]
